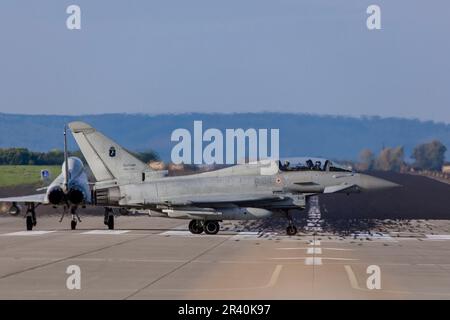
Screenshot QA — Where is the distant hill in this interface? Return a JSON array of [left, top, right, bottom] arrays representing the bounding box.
[[1, 113, 449, 162]]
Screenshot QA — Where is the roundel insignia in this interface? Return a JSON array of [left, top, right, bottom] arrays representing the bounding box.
[[109, 146, 116, 157], [275, 176, 283, 185]]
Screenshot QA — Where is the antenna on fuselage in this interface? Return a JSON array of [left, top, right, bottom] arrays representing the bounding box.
[[64, 125, 69, 191]]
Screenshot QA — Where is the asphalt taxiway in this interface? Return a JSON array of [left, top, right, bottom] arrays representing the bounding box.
[[0, 215, 450, 299]]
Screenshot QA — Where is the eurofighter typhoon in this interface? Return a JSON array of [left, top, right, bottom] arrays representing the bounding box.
[[67, 121, 399, 235]]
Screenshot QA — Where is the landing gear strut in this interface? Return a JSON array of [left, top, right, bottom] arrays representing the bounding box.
[[104, 207, 115, 230], [59, 206, 81, 230], [188, 220, 204, 234], [285, 211, 297, 236], [70, 206, 81, 230], [25, 203, 37, 231]]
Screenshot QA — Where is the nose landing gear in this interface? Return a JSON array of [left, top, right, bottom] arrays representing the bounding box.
[[286, 225, 298, 236], [285, 211, 298, 236]]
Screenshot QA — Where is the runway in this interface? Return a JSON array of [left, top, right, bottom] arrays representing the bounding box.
[[0, 215, 450, 299]]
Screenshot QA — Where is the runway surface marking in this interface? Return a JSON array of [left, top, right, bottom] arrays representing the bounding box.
[[307, 247, 322, 254], [344, 265, 361, 290], [0, 231, 56, 236], [276, 246, 351, 251], [305, 196, 322, 232], [344, 264, 450, 297], [425, 235, 450, 240], [271, 256, 357, 262], [81, 230, 130, 235], [2, 229, 450, 243], [305, 257, 322, 265], [351, 233, 395, 240], [152, 264, 283, 292]]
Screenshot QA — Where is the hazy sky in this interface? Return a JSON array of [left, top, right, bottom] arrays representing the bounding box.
[[0, 1, 449, 122]]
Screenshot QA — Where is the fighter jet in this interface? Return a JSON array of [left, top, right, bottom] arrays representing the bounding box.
[[0, 127, 91, 230], [68, 121, 399, 235]]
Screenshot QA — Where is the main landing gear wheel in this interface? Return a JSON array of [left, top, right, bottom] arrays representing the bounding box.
[[71, 220, 77, 230], [188, 220, 204, 234], [286, 225, 297, 236], [104, 208, 115, 230], [204, 221, 220, 235], [107, 215, 114, 230], [26, 216, 33, 231], [25, 203, 37, 231]]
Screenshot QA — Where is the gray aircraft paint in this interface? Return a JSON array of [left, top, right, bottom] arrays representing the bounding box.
[[69, 121, 399, 222]]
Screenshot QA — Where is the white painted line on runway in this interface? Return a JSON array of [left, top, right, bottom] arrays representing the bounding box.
[[344, 265, 361, 290], [425, 235, 450, 240], [271, 257, 357, 261], [159, 230, 228, 237], [309, 240, 321, 246], [351, 233, 395, 240], [81, 230, 130, 235], [157, 230, 193, 236], [233, 231, 259, 235], [307, 247, 322, 254], [151, 264, 283, 292], [305, 257, 322, 265], [266, 265, 283, 288], [230, 232, 277, 240], [0, 231, 56, 236], [277, 247, 352, 251]]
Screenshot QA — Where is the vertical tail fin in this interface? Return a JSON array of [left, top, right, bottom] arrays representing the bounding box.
[[63, 125, 69, 190], [68, 121, 152, 183]]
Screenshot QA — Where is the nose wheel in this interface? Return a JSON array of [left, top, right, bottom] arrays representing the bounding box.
[[285, 210, 298, 236], [286, 225, 297, 236]]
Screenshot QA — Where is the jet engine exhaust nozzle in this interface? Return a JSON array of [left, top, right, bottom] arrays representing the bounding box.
[[48, 187, 65, 205], [68, 188, 84, 205]]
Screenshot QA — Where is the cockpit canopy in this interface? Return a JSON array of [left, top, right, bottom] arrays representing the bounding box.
[[278, 157, 352, 173]]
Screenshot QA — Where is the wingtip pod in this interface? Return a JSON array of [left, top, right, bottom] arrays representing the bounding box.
[[68, 121, 95, 134]]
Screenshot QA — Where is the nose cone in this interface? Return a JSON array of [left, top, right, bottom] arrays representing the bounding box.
[[359, 174, 401, 191]]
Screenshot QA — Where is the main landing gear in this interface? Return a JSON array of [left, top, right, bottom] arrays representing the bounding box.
[[25, 203, 37, 231], [188, 220, 220, 235], [104, 207, 115, 230]]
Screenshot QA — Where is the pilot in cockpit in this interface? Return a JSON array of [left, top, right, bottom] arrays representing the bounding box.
[[283, 160, 290, 170], [314, 161, 322, 171]]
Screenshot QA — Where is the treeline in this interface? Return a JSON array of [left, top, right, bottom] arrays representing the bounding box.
[[0, 148, 159, 165], [357, 140, 447, 172]]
